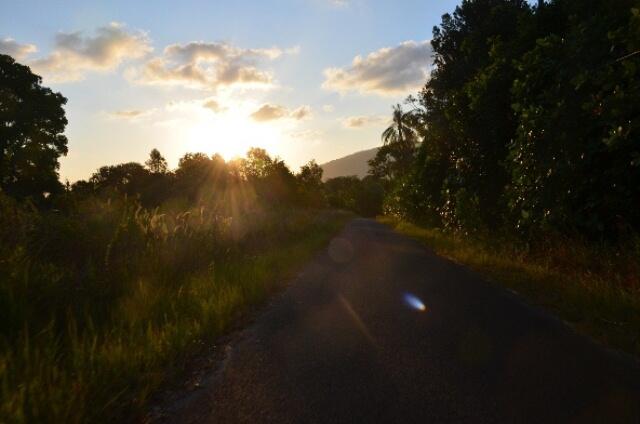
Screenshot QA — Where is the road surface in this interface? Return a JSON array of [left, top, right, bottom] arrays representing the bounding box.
[[157, 218, 640, 423]]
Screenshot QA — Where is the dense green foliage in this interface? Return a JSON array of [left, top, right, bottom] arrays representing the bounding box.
[[381, 0, 640, 239], [324, 175, 385, 217]]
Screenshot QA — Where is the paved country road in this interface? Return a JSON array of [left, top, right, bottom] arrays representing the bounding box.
[[157, 219, 640, 423]]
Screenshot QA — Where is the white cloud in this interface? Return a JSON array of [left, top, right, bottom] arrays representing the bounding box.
[[250, 103, 312, 122], [29, 22, 151, 82], [0, 38, 37, 60], [132, 41, 290, 91], [341, 115, 387, 128], [322, 104, 335, 113], [323, 40, 432, 96]]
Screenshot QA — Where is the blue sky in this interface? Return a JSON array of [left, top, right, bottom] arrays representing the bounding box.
[[1, 0, 460, 181]]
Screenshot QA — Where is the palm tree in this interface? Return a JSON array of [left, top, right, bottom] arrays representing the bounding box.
[[381, 104, 417, 150], [370, 104, 420, 179]]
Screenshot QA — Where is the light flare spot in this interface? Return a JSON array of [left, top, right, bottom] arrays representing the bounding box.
[[403, 292, 426, 311]]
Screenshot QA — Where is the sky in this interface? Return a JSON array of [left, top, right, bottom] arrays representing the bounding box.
[[0, 0, 460, 182]]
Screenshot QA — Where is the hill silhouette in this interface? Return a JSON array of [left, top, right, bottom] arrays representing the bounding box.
[[320, 147, 378, 181]]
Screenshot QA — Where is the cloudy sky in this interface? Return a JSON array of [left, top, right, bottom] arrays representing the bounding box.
[[1, 0, 459, 181]]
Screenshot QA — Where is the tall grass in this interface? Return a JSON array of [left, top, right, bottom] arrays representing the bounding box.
[[0, 193, 349, 423], [379, 217, 640, 358]]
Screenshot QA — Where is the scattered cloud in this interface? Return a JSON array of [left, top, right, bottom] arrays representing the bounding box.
[[164, 96, 231, 116], [341, 115, 387, 128], [322, 104, 335, 113], [250, 104, 287, 121], [131, 41, 289, 90], [202, 99, 224, 113], [0, 38, 37, 60], [323, 40, 432, 96], [250, 103, 312, 122], [107, 108, 155, 120], [28, 22, 151, 82], [289, 105, 312, 120]]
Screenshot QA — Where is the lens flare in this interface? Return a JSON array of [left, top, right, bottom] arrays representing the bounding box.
[[403, 292, 426, 311]]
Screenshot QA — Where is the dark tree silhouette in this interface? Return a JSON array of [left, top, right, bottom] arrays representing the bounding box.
[[89, 162, 150, 196], [297, 160, 323, 187], [0, 54, 68, 203], [324, 175, 383, 216], [368, 104, 419, 180], [145, 148, 168, 174], [297, 160, 325, 208]]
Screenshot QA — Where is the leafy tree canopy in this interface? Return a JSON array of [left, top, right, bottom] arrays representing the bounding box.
[[0, 54, 68, 203], [145, 148, 168, 174], [376, 0, 640, 239]]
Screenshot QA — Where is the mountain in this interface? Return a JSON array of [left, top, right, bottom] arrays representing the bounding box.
[[320, 147, 378, 181]]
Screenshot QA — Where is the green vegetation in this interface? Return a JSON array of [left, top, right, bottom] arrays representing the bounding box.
[[2, 0, 640, 419], [368, 0, 640, 357], [0, 194, 349, 422], [0, 53, 350, 422], [377, 0, 640, 240], [379, 217, 640, 357], [324, 175, 384, 217]]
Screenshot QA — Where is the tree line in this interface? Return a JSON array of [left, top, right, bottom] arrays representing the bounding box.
[[3, 0, 638, 237], [1, 52, 385, 216], [372, 0, 640, 240]]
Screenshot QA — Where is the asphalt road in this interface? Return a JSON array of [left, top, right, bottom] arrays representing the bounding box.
[[160, 218, 640, 423]]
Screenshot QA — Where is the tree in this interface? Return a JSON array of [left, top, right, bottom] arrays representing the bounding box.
[[324, 176, 383, 216], [0, 54, 68, 203], [297, 160, 325, 208], [297, 160, 323, 187], [506, 0, 640, 237], [381, 0, 533, 230], [238, 148, 299, 204], [174, 152, 228, 203], [381, 0, 640, 238], [241, 147, 274, 179], [145, 148, 167, 174], [369, 104, 419, 180], [89, 162, 150, 196]]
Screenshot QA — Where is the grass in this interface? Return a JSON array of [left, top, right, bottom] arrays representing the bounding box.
[[378, 216, 640, 358], [0, 192, 351, 423]]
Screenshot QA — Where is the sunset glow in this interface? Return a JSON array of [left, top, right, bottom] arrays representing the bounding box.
[[0, 0, 454, 181], [182, 108, 283, 161]]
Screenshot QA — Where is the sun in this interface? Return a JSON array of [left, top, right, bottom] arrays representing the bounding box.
[[184, 108, 283, 160]]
